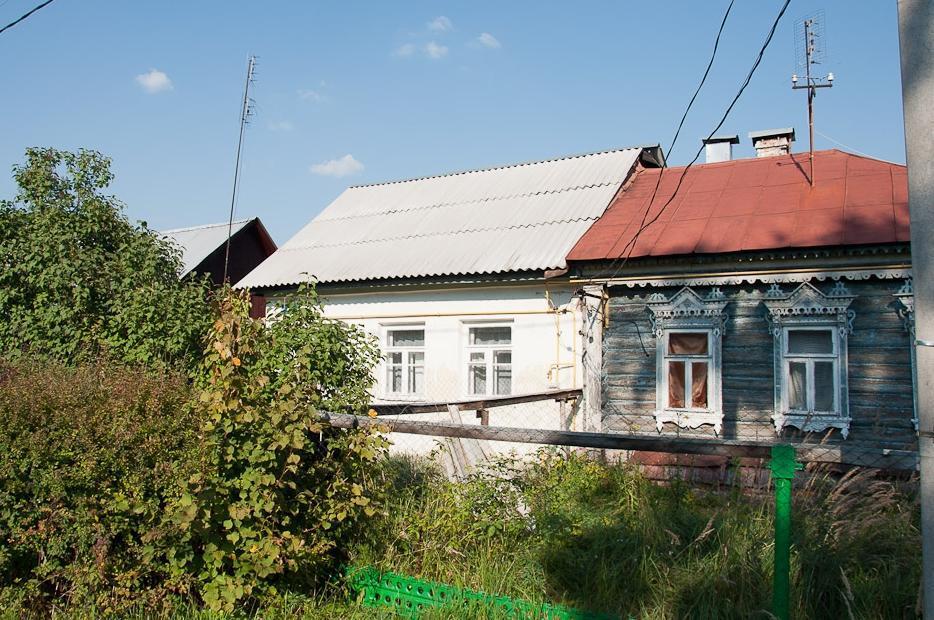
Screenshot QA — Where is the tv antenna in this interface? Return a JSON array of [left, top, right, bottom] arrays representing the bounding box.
[[791, 12, 833, 187], [223, 54, 258, 284]]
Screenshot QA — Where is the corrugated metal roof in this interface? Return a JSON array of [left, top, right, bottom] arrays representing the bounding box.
[[567, 149, 909, 262], [161, 219, 251, 276], [238, 148, 643, 287]]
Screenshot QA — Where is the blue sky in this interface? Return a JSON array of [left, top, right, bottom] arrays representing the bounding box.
[[1, 1, 906, 244]]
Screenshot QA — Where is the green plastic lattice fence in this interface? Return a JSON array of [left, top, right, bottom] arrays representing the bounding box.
[[347, 565, 623, 619]]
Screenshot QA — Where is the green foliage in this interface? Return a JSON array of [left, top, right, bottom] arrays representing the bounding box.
[[166, 287, 388, 611], [0, 358, 200, 614], [355, 451, 921, 619], [0, 147, 212, 369]]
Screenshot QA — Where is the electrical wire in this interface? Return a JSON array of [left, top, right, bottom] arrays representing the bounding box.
[[0, 0, 56, 36], [599, 0, 792, 285]]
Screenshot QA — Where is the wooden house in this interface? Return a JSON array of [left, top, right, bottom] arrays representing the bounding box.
[[566, 135, 915, 469]]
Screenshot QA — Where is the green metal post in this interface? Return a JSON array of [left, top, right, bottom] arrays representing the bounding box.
[[770, 444, 802, 620]]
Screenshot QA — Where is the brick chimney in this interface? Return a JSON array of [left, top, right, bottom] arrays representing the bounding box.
[[749, 128, 795, 157], [702, 135, 740, 163]]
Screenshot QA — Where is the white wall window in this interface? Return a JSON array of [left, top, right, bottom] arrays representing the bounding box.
[[384, 327, 425, 398], [647, 288, 727, 434], [465, 325, 512, 396], [764, 282, 855, 438]]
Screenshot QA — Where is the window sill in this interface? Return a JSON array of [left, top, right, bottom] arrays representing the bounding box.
[[654, 409, 723, 435], [773, 411, 851, 439]]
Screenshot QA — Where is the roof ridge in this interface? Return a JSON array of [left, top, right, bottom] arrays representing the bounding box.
[[161, 218, 253, 234], [345, 146, 646, 190]]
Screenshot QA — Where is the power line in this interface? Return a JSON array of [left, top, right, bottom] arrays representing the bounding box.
[[601, 0, 792, 284], [587, 0, 735, 288], [0, 0, 56, 36]]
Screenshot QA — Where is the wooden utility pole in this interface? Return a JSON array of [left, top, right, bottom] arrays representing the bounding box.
[[896, 1, 934, 615]]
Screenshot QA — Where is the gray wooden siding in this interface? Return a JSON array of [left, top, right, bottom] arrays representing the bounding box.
[[603, 279, 917, 457]]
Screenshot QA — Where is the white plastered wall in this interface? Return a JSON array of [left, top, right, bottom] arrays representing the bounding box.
[[311, 282, 585, 462]]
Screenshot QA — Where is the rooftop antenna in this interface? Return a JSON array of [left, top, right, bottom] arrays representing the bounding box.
[[791, 12, 833, 187], [223, 54, 257, 284]]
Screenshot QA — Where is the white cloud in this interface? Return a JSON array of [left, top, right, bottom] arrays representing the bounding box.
[[427, 16, 452, 32], [394, 43, 416, 57], [425, 41, 448, 59], [310, 154, 364, 177], [268, 120, 294, 132], [298, 88, 325, 102], [477, 33, 501, 49], [135, 69, 173, 94]]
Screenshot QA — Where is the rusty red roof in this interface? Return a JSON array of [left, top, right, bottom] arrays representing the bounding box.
[[566, 149, 909, 262]]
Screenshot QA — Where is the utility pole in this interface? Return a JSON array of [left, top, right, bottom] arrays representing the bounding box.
[[223, 55, 257, 284], [896, 1, 934, 616], [791, 15, 833, 187]]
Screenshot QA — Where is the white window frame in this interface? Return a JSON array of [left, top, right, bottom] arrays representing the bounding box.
[[463, 323, 513, 397], [383, 325, 425, 400], [765, 282, 855, 438], [780, 327, 840, 414], [647, 287, 727, 435]]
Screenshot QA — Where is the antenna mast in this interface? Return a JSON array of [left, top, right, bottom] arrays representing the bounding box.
[[791, 13, 833, 187], [223, 55, 257, 284]]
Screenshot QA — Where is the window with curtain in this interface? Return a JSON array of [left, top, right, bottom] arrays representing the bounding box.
[[763, 281, 854, 438], [385, 327, 425, 398], [466, 325, 512, 396], [647, 287, 727, 435], [783, 328, 837, 413], [664, 331, 711, 410]]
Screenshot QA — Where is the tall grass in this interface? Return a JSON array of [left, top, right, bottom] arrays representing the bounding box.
[[352, 451, 920, 619]]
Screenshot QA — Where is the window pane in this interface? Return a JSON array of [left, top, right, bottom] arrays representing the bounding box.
[[469, 326, 511, 346], [788, 330, 833, 355], [388, 352, 403, 364], [668, 332, 708, 355], [468, 364, 487, 395], [494, 365, 511, 395], [388, 366, 403, 393], [788, 362, 807, 410], [814, 361, 835, 411], [408, 364, 423, 395], [389, 329, 424, 347], [494, 350, 511, 364], [691, 362, 708, 408], [668, 360, 685, 408], [409, 351, 424, 365], [469, 351, 486, 363]]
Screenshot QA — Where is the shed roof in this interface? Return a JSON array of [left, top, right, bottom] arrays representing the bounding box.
[[237, 147, 648, 288], [566, 149, 909, 263], [161, 219, 253, 276]]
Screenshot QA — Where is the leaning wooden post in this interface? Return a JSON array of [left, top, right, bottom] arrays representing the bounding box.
[[770, 444, 801, 620]]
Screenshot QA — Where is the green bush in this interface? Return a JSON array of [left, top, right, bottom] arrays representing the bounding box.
[[164, 287, 389, 611], [0, 285, 391, 614], [0, 358, 199, 614]]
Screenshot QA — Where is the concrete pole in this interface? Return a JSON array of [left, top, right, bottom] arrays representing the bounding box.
[[896, 1, 934, 616]]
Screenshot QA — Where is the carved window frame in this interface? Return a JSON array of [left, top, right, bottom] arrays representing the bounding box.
[[647, 287, 728, 435], [895, 279, 918, 432], [764, 282, 855, 438]]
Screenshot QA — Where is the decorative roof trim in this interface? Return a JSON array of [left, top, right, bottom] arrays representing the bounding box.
[[602, 266, 911, 290]]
